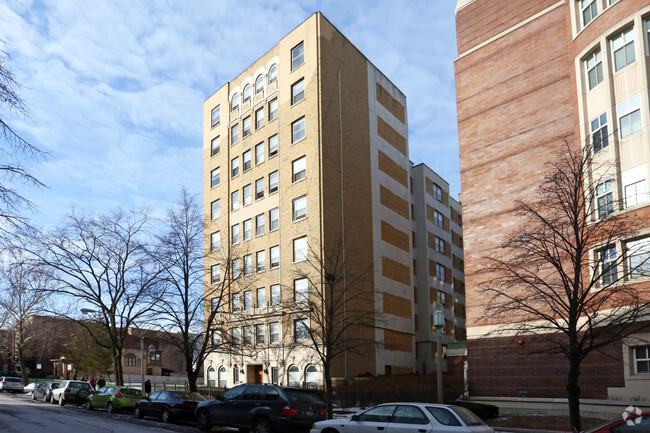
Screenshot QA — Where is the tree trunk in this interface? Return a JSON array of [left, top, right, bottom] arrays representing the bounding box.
[[113, 354, 123, 386], [186, 365, 199, 392], [324, 362, 334, 419], [17, 347, 29, 385], [567, 357, 581, 431]]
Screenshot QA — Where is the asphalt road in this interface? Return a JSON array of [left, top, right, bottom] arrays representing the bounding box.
[[0, 391, 200, 433]]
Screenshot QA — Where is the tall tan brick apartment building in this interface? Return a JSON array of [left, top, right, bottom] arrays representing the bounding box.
[[455, 0, 650, 400], [202, 12, 465, 388]]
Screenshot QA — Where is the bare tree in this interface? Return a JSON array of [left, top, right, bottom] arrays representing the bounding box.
[[24, 208, 163, 385], [482, 140, 650, 431]]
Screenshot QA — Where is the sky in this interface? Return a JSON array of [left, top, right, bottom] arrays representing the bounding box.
[[1, 0, 459, 227]]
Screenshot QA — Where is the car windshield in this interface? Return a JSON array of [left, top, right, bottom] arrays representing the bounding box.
[[119, 388, 143, 396], [449, 406, 485, 426], [284, 389, 324, 404], [169, 391, 204, 401], [582, 418, 619, 433]]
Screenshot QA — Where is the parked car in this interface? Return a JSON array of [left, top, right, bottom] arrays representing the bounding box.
[[86, 386, 143, 413], [50, 380, 93, 406], [310, 403, 494, 433], [134, 390, 205, 423], [195, 384, 326, 433], [582, 411, 650, 432], [23, 383, 38, 394], [31, 382, 60, 402], [0, 377, 25, 393]]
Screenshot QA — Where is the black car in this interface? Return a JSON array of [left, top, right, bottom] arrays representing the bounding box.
[[134, 390, 205, 423], [195, 384, 326, 433], [31, 381, 59, 403]]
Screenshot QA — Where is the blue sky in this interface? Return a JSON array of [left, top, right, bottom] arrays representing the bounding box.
[[1, 0, 459, 226]]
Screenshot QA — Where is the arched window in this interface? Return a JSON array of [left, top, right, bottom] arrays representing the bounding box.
[[287, 365, 300, 387], [207, 367, 216, 387], [125, 353, 136, 367], [268, 64, 278, 85], [230, 93, 239, 111], [218, 366, 227, 388], [305, 365, 318, 389], [242, 84, 252, 104], [255, 75, 264, 94]]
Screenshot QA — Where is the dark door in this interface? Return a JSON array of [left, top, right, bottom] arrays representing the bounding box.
[[142, 390, 162, 416], [210, 385, 245, 425]]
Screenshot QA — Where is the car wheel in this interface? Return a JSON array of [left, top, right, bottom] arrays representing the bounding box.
[[196, 409, 213, 432], [31, 392, 36, 400], [252, 418, 272, 433], [51, 395, 57, 404], [161, 409, 172, 423], [78, 389, 89, 400], [107, 402, 115, 414], [43, 393, 48, 403], [134, 405, 144, 419], [85, 400, 93, 410], [59, 396, 65, 406]]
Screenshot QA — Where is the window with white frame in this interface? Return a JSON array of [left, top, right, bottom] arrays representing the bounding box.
[[211, 297, 221, 312], [288, 365, 300, 386], [243, 219, 252, 241], [596, 180, 614, 218], [269, 170, 279, 194], [255, 178, 265, 200], [291, 78, 305, 105], [270, 246, 280, 269], [292, 156, 306, 183], [211, 136, 220, 156], [255, 74, 264, 94], [255, 324, 265, 345], [231, 224, 240, 245], [230, 93, 239, 111], [294, 318, 309, 342], [291, 42, 304, 70], [612, 28, 636, 72], [434, 210, 444, 228], [433, 183, 443, 201], [231, 327, 241, 346], [294, 278, 308, 301], [269, 98, 278, 121], [255, 107, 264, 130], [293, 237, 308, 262], [211, 264, 220, 284], [255, 142, 264, 165], [231, 124, 239, 145], [305, 365, 318, 389], [646, 20, 650, 55], [231, 190, 240, 212], [591, 113, 608, 152], [242, 84, 252, 105], [233, 293, 240, 311], [627, 238, 650, 279], [292, 117, 306, 143], [244, 290, 253, 310], [634, 346, 650, 373], [268, 64, 278, 85], [256, 287, 266, 308], [231, 156, 240, 178], [233, 258, 241, 279], [293, 195, 307, 221], [436, 263, 446, 281], [256, 250, 266, 273], [580, 0, 598, 28], [269, 322, 279, 344], [585, 49, 603, 90], [211, 231, 221, 252], [270, 284, 280, 305], [435, 236, 445, 254], [617, 94, 642, 139], [243, 149, 252, 171], [211, 105, 220, 128], [212, 329, 222, 346], [269, 134, 278, 157], [271, 367, 278, 384], [211, 199, 220, 220], [211, 167, 220, 188], [626, 180, 647, 208], [256, 213, 265, 237], [243, 116, 252, 138], [269, 208, 279, 232], [243, 184, 252, 206], [243, 325, 252, 345], [600, 247, 618, 284]]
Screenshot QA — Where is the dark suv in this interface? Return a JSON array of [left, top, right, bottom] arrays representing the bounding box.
[[195, 384, 326, 433]]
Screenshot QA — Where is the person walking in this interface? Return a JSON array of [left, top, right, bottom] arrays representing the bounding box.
[[97, 376, 106, 388], [144, 379, 151, 397], [89, 376, 96, 390]]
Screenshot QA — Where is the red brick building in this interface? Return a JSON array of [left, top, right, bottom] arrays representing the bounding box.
[[455, 0, 650, 400]]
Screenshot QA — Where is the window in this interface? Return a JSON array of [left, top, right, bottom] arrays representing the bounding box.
[[257, 287, 266, 308], [243, 184, 252, 206], [231, 328, 241, 346], [293, 237, 308, 262], [294, 318, 309, 342], [256, 250, 266, 273], [585, 49, 603, 90], [255, 178, 265, 200], [294, 278, 308, 301], [601, 247, 618, 284], [269, 134, 278, 157], [243, 219, 252, 241], [255, 142, 265, 165], [293, 195, 307, 221], [596, 180, 613, 218], [305, 365, 318, 389], [231, 224, 240, 245], [233, 366, 240, 383], [434, 210, 444, 228], [231, 190, 240, 212], [230, 93, 239, 111], [625, 180, 647, 207], [231, 124, 239, 145], [256, 213, 265, 236], [270, 322, 279, 344], [125, 353, 136, 367], [243, 325, 252, 345], [393, 405, 429, 425], [580, 0, 597, 27], [211, 231, 221, 252], [231, 156, 240, 178], [271, 367, 279, 384], [270, 284, 280, 305], [269, 171, 279, 194], [292, 156, 306, 182], [433, 183, 443, 201], [233, 258, 241, 278], [233, 293, 240, 311], [634, 346, 650, 373], [242, 84, 252, 104], [244, 290, 253, 310], [243, 149, 252, 171], [628, 238, 650, 279], [211, 264, 220, 284], [426, 407, 462, 427], [211, 136, 220, 156], [288, 365, 300, 386], [268, 64, 278, 85], [292, 117, 306, 143], [269, 99, 278, 121], [291, 42, 304, 70], [255, 74, 264, 94], [269, 207, 279, 231], [270, 246, 280, 269], [647, 20, 650, 55], [590, 113, 608, 152], [211, 199, 220, 220], [435, 236, 445, 254], [437, 290, 446, 307], [617, 94, 642, 139], [212, 330, 222, 346], [211, 105, 221, 128], [211, 167, 220, 188], [244, 254, 252, 276], [612, 28, 635, 72], [291, 78, 305, 104], [255, 324, 265, 345], [243, 116, 252, 138], [211, 297, 221, 312], [255, 107, 264, 130], [436, 263, 446, 281]]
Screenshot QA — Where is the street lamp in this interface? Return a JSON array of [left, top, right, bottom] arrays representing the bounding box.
[[433, 309, 445, 404]]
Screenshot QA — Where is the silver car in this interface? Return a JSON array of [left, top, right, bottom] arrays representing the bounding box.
[[0, 377, 25, 393]]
